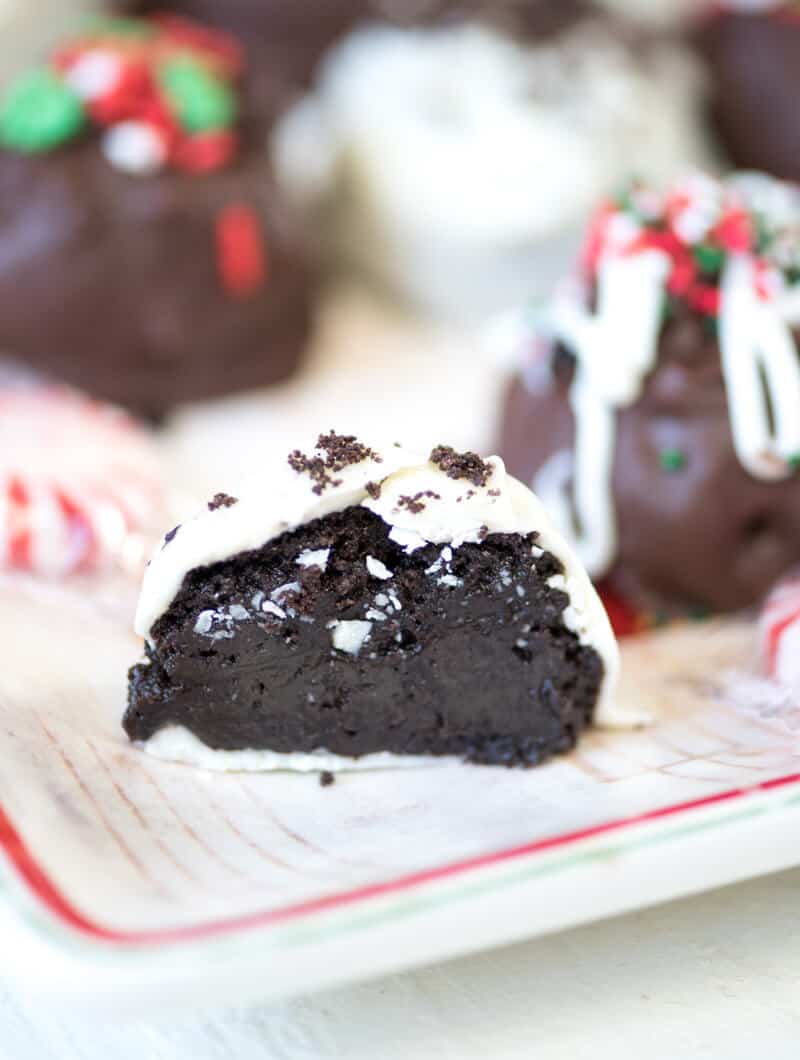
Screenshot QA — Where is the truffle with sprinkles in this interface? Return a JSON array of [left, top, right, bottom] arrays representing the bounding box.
[[500, 171, 800, 624], [0, 13, 313, 418]]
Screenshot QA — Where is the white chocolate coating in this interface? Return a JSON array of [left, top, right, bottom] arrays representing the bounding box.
[[135, 438, 620, 724], [143, 726, 446, 773]]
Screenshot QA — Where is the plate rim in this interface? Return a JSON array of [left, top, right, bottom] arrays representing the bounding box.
[[4, 769, 800, 958]]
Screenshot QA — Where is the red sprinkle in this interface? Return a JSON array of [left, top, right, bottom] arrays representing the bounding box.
[[173, 130, 237, 173], [87, 61, 152, 125], [687, 283, 721, 317], [597, 580, 654, 639], [713, 208, 753, 254], [154, 14, 244, 78], [579, 200, 616, 275], [215, 203, 267, 298]]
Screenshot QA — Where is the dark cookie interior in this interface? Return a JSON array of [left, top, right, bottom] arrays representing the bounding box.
[[126, 507, 603, 767]]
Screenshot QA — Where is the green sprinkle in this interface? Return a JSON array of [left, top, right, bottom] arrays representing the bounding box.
[[159, 58, 236, 134], [689, 604, 710, 622], [693, 244, 725, 275], [0, 68, 85, 152], [789, 454, 800, 471], [659, 448, 687, 473], [702, 314, 719, 339], [754, 211, 772, 255]]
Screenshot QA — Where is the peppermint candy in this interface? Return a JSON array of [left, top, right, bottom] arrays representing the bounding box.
[[0, 383, 165, 576], [760, 574, 800, 689]]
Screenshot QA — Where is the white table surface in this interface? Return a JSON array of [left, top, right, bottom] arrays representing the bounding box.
[[3, 868, 799, 1059]]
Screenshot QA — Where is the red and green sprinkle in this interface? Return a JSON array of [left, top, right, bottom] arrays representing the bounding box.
[[0, 14, 243, 175], [580, 173, 797, 321]]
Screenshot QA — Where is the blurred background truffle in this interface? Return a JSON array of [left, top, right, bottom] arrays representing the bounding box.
[[273, 0, 710, 316]]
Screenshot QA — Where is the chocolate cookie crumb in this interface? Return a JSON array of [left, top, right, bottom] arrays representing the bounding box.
[[398, 490, 441, 514], [478, 525, 489, 541], [289, 431, 382, 495], [430, 446, 492, 487], [319, 771, 335, 787], [163, 525, 181, 547], [365, 480, 382, 500], [208, 493, 238, 511]]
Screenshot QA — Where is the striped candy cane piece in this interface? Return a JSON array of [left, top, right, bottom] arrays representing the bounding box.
[[0, 383, 165, 576], [759, 574, 800, 687]]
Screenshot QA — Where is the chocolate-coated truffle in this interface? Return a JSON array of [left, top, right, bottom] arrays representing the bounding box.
[[0, 15, 312, 418], [499, 173, 800, 619]]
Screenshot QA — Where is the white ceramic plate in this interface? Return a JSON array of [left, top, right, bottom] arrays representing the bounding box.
[[1, 577, 799, 1013]]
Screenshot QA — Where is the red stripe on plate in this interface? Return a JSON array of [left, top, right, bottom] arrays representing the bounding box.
[[2, 772, 800, 947]]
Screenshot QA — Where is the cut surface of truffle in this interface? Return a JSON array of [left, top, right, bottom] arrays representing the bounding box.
[[126, 436, 617, 770], [127, 508, 603, 766]]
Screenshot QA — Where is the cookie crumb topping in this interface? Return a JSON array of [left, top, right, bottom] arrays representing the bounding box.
[[288, 431, 382, 495], [398, 490, 441, 514], [207, 492, 238, 511], [429, 445, 492, 487]]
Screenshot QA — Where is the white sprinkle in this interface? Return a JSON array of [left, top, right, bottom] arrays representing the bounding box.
[[251, 591, 265, 609], [271, 581, 301, 602], [375, 593, 390, 607], [515, 638, 529, 649], [389, 526, 426, 553], [193, 609, 234, 640], [101, 121, 167, 176], [515, 585, 526, 598], [438, 574, 462, 588], [499, 568, 513, 587], [365, 608, 387, 621], [424, 558, 443, 575], [388, 591, 402, 612], [194, 610, 215, 635], [366, 555, 393, 580], [228, 604, 249, 621], [532, 546, 544, 558], [261, 601, 286, 620], [329, 619, 373, 655], [296, 548, 330, 570], [441, 546, 453, 563], [64, 49, 121, 101], [521, 624, 531, 634]]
